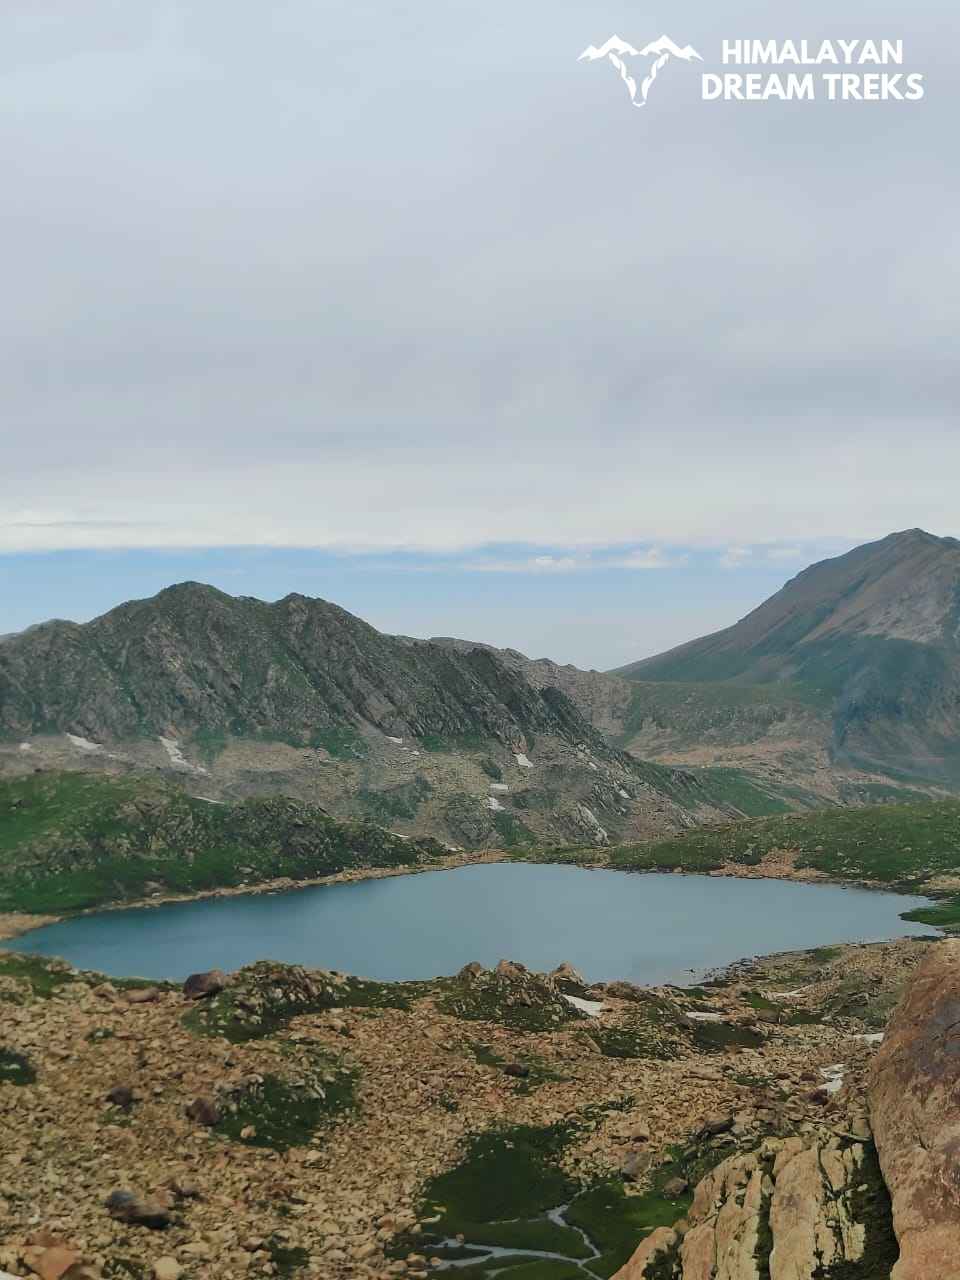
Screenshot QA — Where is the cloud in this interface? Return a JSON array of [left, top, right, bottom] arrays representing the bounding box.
[[0, 1, 956, 557], [462, 554, 583, 574], [720, 546, 752, 570], [608, 548, 688, 571]]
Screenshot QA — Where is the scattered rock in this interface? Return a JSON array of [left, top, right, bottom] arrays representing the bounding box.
[[183, 970, 227, 1000], [502, 1063, 530, 1079], [185, 1095, 221, 1126], [621, 1149, 654, 1181], [125, 987, 160, 1005], [27, 1246, 80, 1280], [699, 1112, 732, 1136], [105, 1191, 171, 1230], [152, 1260, 183, 1280], [105, 1085, 135, 1109]]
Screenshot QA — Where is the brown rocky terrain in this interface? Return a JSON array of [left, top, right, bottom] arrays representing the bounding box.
[[0, 935, 943, 1279], [869, 941, 960, 1279]]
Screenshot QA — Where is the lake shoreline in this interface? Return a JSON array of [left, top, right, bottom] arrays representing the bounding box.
[[0, 841, 941, 952]]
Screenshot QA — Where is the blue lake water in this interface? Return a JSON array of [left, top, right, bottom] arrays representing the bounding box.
[[5, 863, 937, 985]]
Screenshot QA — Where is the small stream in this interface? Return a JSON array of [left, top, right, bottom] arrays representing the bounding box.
[[437, 1202, 604, 1276]]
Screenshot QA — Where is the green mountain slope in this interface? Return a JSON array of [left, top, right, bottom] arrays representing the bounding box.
[[0, 771, 446, 913], [0, 585, 743, 849], [613, 531, 960, 785]]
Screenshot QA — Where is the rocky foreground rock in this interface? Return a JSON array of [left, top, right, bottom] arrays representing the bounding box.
[[614, 938, 960, 1279], [870, 939, 960, 1279]]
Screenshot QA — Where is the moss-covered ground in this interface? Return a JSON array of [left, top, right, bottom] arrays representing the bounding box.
[[411, 1112, 725, 1280], [215, 1052, 356, 1151], [0, 1047, 35, 1085], [0, 771, 443, 913]]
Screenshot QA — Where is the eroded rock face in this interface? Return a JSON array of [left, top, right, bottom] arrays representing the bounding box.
[[613, 1134, 887, 1280], [869, 939, 960, 1280]]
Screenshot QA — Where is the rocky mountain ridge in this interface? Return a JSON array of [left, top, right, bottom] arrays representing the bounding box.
[[0, 585, 731, 849]]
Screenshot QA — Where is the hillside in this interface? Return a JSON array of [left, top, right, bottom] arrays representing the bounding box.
[[0, 771, 449, 913], [613, 530, 960, 788], [605, 798, 960, 927], [0, 585, 741, 849]]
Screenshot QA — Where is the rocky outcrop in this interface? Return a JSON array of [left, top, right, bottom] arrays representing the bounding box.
[[613, 1133, 893, 1279], [439, 958, 589, 1030], [0, 582, 616, 753], [869, 939, 960, 1280]]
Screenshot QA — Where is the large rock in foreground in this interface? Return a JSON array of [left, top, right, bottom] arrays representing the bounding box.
[[613, 1133, 891, 1279], [869, 939, 960, 1280]]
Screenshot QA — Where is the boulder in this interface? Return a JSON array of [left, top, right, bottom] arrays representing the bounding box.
[[105, 1085, 135, 1109], [124, 986, 160, 1004], [185, 1095, 221, 1126], [502, 1063, 530, 1079], [26, 1246, 80, 1280], [152, 1261, 183, 1280], [104, 1190, 171, 1230], [550, 961, 587, 986], [182, 970, 226, 1000], [869, 939, 960, 1280]]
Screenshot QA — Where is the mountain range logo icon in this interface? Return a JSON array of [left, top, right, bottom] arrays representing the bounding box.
[[578, 34, 703, 107]]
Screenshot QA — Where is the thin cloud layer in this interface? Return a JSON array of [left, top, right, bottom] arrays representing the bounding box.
[[2, 0, 956, 555]]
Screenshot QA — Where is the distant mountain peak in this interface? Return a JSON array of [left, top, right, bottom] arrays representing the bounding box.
[[613, 529, 960, 784]]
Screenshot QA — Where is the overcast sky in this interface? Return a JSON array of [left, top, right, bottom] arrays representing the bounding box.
[[2, 1, 956, 663]]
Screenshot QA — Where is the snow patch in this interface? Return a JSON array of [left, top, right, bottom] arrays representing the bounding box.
[[820, 1063, 846, 1094], [762, 989, 806, 1001], [159, 737, 208, 775], [18, 742, 33, 754], [385, 735, 404, 745], [852, 1032, 884, 1045], [66, 733, 102, 753], [515, 752, 533, 768], [686, 1011, 724, 1023], [489, 783, 509, 793], [486, 796, 504, 811], [564, 995, 605, 1018], [617, 788, 630, 799]]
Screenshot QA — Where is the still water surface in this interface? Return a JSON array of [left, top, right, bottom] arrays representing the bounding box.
[[7, 863, 937, 985]]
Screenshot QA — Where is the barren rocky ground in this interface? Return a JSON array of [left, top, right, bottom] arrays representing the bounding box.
[[0, 935, 937, 1280]]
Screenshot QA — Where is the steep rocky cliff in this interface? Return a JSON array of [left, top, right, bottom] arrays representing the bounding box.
[[869, 940, 960, 1279]]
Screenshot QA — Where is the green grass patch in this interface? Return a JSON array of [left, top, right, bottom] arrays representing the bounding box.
[[609, 799, 960, 888], [0, 771, 442, 913], [0, 1048, 35, 1085], [264, 1238, 310, 1278], [308, 726, 368, 759], [215, 1056, 356, 1151], [492, 811, 538, 849]]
